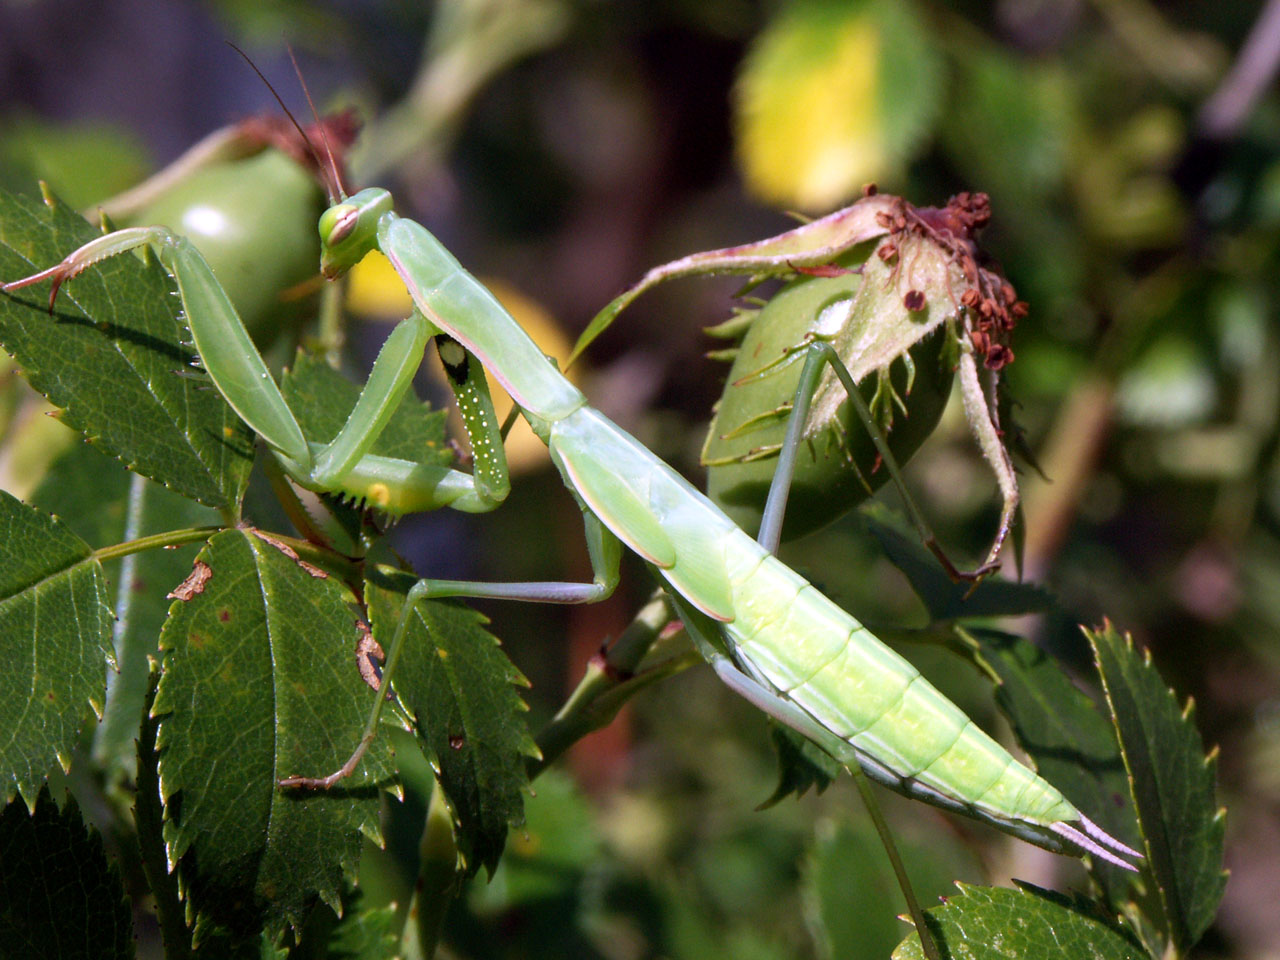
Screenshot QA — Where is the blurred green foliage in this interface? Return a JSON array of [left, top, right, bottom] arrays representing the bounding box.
[[0, 0, 1273, 957]]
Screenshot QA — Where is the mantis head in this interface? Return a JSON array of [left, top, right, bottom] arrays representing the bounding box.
[[319, 187, 394, 279]]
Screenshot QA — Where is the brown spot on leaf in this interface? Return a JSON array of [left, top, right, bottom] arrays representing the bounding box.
[[448, 734, 465, 751], [249, 528, 299, 561], [355, 621, 388, 694], [250, 528, 329, 578], [903, 289, 926, 312], [299, 561, 327, 579], [218, 609, 231, 622], [792, 262, 853, 278], [168, 561, 212, 601]]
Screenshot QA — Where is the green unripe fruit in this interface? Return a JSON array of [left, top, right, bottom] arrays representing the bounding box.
[[135, 149, 323, 337], [703, 236, 962, 542]]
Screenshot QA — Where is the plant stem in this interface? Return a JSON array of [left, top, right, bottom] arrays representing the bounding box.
[[92, 525, 363, 585], [92, 526, 222, 563], [851, 767, 943, 960], [529, 591, 699, 777]]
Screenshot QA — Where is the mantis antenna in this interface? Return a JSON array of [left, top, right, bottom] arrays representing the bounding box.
[[226, 41, 346, 202]]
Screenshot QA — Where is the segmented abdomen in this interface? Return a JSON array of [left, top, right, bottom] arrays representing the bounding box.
[[719, 535, 1077, 829], [549, 407, 1077, 833]]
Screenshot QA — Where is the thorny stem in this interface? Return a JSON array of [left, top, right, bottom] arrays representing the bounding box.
[[529, 591, 698, 778]]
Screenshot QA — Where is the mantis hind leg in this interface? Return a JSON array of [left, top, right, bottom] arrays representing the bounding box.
[[758, 339, 1001, 582], [280, 505, 624, 789], [668, 591, 945, 960]]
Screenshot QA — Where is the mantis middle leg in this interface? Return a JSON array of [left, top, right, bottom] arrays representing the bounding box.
[[279, 363, 626, 788], [756, 337, 1008, 579]]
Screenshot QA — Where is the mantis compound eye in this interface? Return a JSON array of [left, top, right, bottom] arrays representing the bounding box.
[[324, 206, 360, 246]]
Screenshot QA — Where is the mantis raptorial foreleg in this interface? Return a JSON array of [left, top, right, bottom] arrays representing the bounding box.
[[3, 225, 511, 517]]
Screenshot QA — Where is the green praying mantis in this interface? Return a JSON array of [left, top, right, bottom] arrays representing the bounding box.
[[2, 151, 1139, 872]]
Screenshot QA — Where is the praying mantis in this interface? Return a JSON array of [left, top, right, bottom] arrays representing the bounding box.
[[2, 170, 1139, 871]]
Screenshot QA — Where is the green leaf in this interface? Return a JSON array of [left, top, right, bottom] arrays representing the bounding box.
[[153, 528, 392, 937], [0, 789, 134, 959], [0, 491, 115, 808], [735, 0, 942, 209], [0, 117, 149, 210], [955, 627, 1138, 899], [281, 351, 452, 464], [862, 503, 1054, 620], [805, 820, 909, 960], [892, 883, 1146, 960], [803, 817, 978, 960], [1089, 622, 1226, 950], [29, 428, 134, 545], [326, 903, 400, 959], [30, 440, 220, 783], [0, 187, 253, 510], [367, 574, 537, 877], [959, 625, 1131, 810], [759, 723, 841, 807]]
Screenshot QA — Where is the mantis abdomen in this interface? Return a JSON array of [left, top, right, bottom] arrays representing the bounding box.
[[725, 551, 1073, 832], [547, 407, 1127, 863]]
